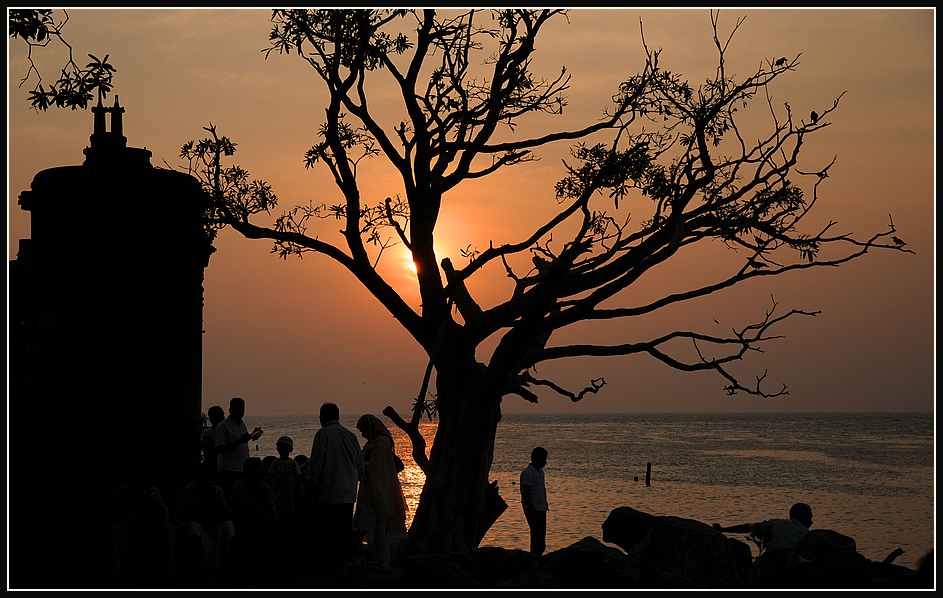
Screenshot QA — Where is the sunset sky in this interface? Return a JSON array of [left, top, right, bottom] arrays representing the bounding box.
[[7, 8, 935, 416]]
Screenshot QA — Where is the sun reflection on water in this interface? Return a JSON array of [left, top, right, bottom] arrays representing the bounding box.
[[398, 461, 426, 528], [388, 423, 434, 529]]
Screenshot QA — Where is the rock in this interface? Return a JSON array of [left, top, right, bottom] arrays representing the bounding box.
[[601, 505, 663, 550], [791, 528, 858, 564], [396, 551, 481, 589], [536, 536, 652, 589], [755, 529, 924, 590], [474, 546, 542, 588], [874, 548, 934, 589], [602, 506, 753, 587]]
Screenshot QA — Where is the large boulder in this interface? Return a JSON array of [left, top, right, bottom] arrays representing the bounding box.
[[748, 529, 922, 589], [791, 528, 858, 563], [474, 546, 545, 588], [474, 539, 652, 589], [536, 536, 658, 589], [602, 506, 753, 587], [601, 506, 664, 550], [396, 551, 482, 589]]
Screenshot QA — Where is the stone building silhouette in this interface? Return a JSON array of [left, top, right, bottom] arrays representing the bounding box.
[[9, 98, 213, 585]]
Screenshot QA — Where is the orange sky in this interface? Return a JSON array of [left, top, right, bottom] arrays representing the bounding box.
[[7, 9, 935, 415]]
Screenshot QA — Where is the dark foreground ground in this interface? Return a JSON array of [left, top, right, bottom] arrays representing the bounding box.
[[19, 540, 935, 591], [10, 507, 935, 590], [81, 537, 937, 591]]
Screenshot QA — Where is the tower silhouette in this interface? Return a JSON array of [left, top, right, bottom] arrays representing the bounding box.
[[9, 98, 214, 586]]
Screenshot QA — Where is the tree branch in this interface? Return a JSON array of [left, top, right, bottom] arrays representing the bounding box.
[[524, 297, 818, 397], [510, 372, 606, 403]]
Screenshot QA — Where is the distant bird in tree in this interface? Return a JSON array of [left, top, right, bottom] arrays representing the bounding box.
[[810, 110, 819, 124], [892, 236, 906, 247], [747, 258, 767, 269], [775, 57, 787, 67]]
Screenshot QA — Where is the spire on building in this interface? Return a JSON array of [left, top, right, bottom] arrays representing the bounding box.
[[83, 95, 151, 167]]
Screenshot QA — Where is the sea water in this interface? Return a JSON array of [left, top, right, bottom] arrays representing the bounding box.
[[241, 412, 934, 571]]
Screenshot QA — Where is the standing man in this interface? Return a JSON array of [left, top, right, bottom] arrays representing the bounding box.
[[307, 402, 364, 575], [215, 397, 262, 498], [520, 446, 549, 556], [200, 405, 225, 472]]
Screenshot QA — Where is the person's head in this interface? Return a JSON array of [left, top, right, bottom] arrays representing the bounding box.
[[276, 435, 294, 458], [356, 414, 390, 441], [319, 402, 340, 427], [229, 397, 246, 422], [208, 405, 225, 426], [790, 502, 814, 528], [531, 447, 548, 469]]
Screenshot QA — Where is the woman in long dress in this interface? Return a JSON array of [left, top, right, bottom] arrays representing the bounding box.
[[354, 414, 408, 566]]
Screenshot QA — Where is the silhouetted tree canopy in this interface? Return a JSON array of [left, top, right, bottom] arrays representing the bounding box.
[[183, 9, 910, 554]]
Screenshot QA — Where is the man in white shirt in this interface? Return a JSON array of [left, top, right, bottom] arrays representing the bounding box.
[[307, 402, 364, 575], [520, 446, 549, 556], [215, 397, 262, 497], [713, 502, 814, 555]]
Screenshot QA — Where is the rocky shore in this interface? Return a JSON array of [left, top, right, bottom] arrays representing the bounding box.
[[210, 506, 934, 590], [31, 506, 931, 590]]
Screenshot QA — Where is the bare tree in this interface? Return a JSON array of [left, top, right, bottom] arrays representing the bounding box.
[[182, 9, 909, 554]]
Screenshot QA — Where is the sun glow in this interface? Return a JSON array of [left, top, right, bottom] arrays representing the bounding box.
[[403, 248, 418, 275]]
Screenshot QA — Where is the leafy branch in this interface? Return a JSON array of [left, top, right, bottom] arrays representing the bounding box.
[[179, 125, 277, 246], [9, 9, 116, 111]]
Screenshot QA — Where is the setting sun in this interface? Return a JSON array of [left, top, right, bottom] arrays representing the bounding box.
[[403, 248, 418, 275]]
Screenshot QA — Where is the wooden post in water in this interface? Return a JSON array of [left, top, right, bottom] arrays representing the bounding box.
[[646, 462, 652, 486]]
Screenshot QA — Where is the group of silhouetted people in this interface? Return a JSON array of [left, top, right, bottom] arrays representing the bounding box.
[[104, 397, 876, 588], [104, 395, 556, 586], [105, 398, 408, 585]]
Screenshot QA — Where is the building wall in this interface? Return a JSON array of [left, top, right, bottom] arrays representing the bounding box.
[[9, 105, 213, 584]]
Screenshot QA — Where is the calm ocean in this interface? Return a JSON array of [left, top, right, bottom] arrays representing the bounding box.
[[241, 412, 934, 571]]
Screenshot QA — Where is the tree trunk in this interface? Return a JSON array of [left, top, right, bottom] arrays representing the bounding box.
[[406, 352, 504, 555]]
